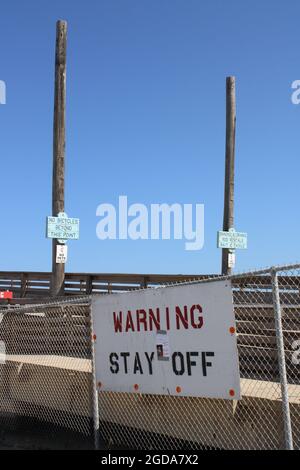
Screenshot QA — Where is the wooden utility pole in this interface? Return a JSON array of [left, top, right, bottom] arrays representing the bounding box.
[[51, 20, 67, 296], [222, 76, 236, 275]]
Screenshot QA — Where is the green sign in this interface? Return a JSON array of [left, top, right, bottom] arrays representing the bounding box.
[[217, 228, 247, 250], [46, 212, 80, 242]]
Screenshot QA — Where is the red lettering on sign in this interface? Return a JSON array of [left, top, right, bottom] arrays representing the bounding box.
[[113, 304, 204, 333], [113, 312, 122, 332], [136, 309, 147, 331], [149, 308, 160, 331], [175, 305, 189, 329], [125, 310, 135, 332], [190, 304, 203, 329], [166, 307, 170, 331]]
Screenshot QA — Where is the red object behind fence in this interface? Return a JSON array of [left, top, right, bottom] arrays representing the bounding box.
[[0, 291, 13, 299]]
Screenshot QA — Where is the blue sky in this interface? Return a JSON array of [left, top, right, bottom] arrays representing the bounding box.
[[0, 0, 299, 274]]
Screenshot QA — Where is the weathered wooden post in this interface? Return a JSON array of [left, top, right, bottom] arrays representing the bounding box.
[[51, 20, 67, 296], [222, 76, 236, 275]]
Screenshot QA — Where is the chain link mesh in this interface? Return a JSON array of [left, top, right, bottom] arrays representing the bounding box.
[[275, 267, 300, 449], [0, 265, 299, 449], [0, 300, 93, 449], [97, 266, 300, 450]]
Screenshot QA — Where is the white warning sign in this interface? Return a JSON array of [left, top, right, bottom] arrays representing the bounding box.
[[92, 280, 240, 399]]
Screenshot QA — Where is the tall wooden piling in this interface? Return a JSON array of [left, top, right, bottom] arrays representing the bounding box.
[[222, 76, 236, 275], [51, 20, 67, 296]]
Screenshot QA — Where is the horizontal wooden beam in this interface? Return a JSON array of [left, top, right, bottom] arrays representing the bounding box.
[[0, 270, 300, 300]]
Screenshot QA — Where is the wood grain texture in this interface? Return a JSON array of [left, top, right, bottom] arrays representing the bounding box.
[[51, 20, 67, 297], [222, 76, 236, 275]]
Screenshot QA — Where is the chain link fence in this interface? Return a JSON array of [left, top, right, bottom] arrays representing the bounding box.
[[0, 299, 93, 449], [0, 264, 299, 450]]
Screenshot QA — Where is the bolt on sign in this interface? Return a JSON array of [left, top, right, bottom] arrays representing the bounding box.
[[92, 280, 241, 399]]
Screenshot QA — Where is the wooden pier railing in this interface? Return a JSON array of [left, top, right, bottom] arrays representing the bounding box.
[[0, 271, 218, 301]]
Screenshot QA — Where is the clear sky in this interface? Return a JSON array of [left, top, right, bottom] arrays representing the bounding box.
[[0, 0, 299, 275]]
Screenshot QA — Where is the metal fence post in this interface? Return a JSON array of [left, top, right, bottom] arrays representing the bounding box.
[[90, 305, 100, 450], [271, 268, 294, 450]]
